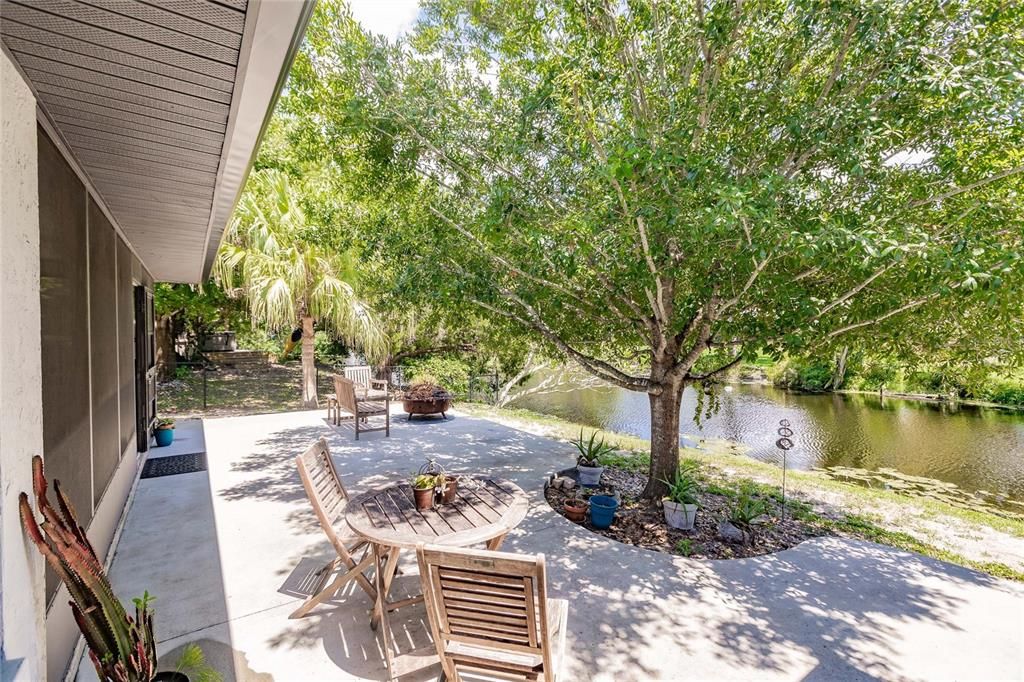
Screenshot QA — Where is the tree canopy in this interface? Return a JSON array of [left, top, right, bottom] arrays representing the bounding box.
[[278, 0, 1023, 495]]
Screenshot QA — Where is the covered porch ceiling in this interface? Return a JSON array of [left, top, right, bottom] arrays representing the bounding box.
[[1, 0, 314, 283]]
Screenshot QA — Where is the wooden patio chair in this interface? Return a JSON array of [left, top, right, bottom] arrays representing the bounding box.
[[290, 437, 378, 618], [344, 364, 390, 401], [334, 375, 390, 439], [416, 544, 569, 682]]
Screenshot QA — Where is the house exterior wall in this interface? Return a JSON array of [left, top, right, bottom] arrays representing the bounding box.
[[0, 48, 46, 682], [35, 124, 154, 680], [1, 49, 157, 681]]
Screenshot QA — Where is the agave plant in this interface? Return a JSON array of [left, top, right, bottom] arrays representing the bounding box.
[[19, 456, 156, 682], [571, 429, 617, 467]]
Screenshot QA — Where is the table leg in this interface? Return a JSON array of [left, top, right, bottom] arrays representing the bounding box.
[[486, 533, 508, 551], [371, 545, 401, 631]]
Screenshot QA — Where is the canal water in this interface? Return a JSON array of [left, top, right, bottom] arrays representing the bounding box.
[[511, 378, 1024, 505]]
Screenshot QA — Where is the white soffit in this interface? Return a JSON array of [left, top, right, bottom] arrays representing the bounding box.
[[0, 0, 314, 283]]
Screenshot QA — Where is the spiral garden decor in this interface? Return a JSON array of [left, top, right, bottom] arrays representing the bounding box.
[[776, 419, 795, 520]]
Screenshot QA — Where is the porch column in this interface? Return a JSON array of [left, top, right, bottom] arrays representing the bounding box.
[[0, 50, 46, 681]]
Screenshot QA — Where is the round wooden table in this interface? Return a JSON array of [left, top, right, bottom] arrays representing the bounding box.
[[346, 476, 529, 679]]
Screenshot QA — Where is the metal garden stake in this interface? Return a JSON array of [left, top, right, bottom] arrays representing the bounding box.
[[776, 419, 794, 521]]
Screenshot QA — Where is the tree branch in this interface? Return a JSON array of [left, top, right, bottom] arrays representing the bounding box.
[[825, 293, 941, 338], [471, 294, 650, 392]]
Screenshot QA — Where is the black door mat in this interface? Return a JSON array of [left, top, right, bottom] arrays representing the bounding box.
[[141, 453, 207, 479]]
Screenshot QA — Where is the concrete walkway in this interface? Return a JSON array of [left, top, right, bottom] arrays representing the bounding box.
[[84, 408, 1024, 681]]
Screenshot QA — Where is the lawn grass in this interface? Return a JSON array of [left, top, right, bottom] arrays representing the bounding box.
[[460, 402, 1024, 581]]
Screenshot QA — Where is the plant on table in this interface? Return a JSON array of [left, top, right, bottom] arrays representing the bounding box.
[[411, 473, 445, 510], [20, 455, 158, 681], [661, 463, 701, 531], [571, 430, 617, 486]]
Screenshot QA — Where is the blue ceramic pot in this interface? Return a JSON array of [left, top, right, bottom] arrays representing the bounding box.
[[588, 495, 618, 529], [154, 428, 174, 447]]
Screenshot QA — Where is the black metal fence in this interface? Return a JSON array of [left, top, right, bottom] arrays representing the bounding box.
[[157, 359, 500, 418]]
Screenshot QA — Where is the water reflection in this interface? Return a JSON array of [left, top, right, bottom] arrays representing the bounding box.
[[512, 378, 1024, 503]]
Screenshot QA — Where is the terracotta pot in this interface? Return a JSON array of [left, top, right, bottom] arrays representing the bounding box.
[[563, 500, 587, 523], [413, 486, 435, 510], [442, 475, 459, 503]]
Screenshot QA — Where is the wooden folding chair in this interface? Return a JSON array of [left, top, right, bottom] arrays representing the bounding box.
[[290, 437, 377, 618], [416, 544, 569, 682]]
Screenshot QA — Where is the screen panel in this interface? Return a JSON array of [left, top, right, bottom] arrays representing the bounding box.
[[88, 198, 120, 505], [117, 238, 135, 452], [38, 126, 91, 600]]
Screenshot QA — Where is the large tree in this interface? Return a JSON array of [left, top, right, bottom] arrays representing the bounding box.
[[215, 168, 384, 407], [290, 0, 1023, 497]]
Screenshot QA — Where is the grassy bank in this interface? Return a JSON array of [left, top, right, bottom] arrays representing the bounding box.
[[460, 403, 1024, 581]]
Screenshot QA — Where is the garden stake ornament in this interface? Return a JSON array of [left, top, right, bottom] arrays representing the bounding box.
[[776, 419, 794, 521]]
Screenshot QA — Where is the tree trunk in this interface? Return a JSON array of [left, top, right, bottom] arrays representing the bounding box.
[[641, 377, 685, 500], [828, 345, 849, 390], [301, 315, 317, 408], [155, 315, 176, 381]]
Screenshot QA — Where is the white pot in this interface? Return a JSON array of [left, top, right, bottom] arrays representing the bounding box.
[[663, 500, 698, 530], [576, 464, 604, 486]]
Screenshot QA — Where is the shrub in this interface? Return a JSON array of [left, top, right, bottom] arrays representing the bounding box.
[[980, 378, 1024, 407], [314, 330, 348, 364], [404, 356, 470, 397]]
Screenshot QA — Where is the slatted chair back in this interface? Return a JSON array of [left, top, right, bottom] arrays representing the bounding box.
[[333, 375, 359, 417], [296, 437, 351, 556], [344, 365, 373, 390], [417, 544, 559, 682]]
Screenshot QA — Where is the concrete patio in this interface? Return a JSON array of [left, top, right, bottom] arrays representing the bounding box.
[[81, 408, 1024, 681]]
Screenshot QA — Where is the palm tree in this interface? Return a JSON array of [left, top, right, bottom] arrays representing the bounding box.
[[214, 169, 384, 407]]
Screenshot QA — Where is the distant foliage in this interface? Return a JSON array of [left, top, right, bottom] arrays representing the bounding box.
[[404, 356, 471, 397]]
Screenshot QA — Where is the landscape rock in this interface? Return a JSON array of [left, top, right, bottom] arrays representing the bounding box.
[[550, 475, 576, 490], [718, 520, 747, 544]]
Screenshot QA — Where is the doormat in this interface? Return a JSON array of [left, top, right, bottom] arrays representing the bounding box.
[[141, 453, 207, 479]]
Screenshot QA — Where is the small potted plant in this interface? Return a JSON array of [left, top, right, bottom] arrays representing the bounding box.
[[662, 465, 700, 531], [154, 418, 175, 447], [411, 473, 443, 510], [571, 429, 615, 486], [441, 474, 460, 503], [563, 491, 587, 523]]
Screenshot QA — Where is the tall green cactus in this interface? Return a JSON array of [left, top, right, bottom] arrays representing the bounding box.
[[19, 455, 156, 682]]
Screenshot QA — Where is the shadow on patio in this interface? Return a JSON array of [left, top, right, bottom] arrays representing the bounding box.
[[90, 408, 1024, 681]]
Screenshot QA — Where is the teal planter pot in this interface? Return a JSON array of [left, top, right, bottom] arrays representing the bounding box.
[[589, 495, 618, 529], [154, 428, 174, 447]]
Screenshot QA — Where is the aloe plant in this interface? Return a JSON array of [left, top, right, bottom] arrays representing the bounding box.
[[19, 455, 157, 682], [571, 429, 617, 467]]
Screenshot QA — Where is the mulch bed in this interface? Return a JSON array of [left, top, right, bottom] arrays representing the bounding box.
[[545, 466, 828, 559]]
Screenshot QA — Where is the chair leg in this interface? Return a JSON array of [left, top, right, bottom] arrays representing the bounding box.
[[289, 550, 375, 619]]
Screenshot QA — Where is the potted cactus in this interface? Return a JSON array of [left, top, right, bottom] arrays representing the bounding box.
[[571, 429, 616, 486], [20, 455, 158, 680]]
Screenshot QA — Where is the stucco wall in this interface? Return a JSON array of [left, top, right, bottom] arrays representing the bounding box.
[[0, 49, 46, 682]]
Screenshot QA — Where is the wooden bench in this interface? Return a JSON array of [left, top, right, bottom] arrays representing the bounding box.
[[333, 375, 389, 439]]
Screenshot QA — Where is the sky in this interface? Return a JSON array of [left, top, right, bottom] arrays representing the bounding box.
[[347, 0, 421, 40]]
